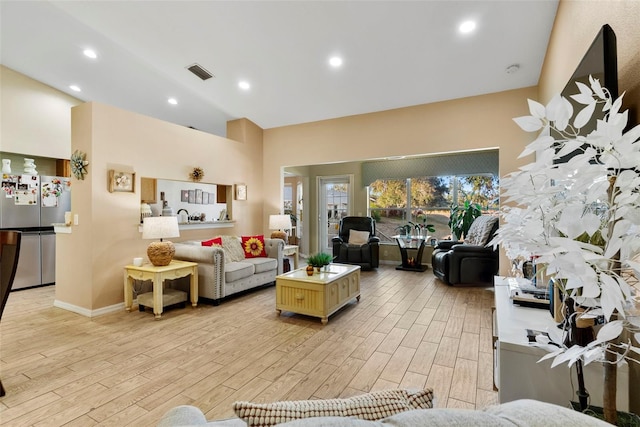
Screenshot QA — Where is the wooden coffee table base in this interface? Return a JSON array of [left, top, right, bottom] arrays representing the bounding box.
[[276, 263, 360, 324]]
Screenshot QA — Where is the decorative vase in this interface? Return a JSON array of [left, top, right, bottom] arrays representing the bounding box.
[[306, 265, 314, 276], [2, 159, 11, 174], [23, 158, 37, 175]]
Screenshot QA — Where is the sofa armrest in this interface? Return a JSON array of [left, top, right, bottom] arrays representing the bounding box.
[[450, 244, 496, 256], [174, 243, 224, 264], [434, 240, 461, 251], [174, 243, 225, 301], [264, 238, 284, 275], [157, 405, 208, 426]]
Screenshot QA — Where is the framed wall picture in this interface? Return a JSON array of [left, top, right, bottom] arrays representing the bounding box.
[[108, 170, 135, 193], [235, 184, 247, 200], [181, 190, 189, 202]]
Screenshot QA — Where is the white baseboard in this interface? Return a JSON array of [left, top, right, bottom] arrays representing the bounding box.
[[53, 299, 125, 318]]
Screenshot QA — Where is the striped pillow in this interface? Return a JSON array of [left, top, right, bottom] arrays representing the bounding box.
[[233, 388, 434, 427]]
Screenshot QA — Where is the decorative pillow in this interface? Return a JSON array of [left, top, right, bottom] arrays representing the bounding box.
[[233, 388, 434, 427], [201, 237, 223, 247], [220, 235, 246, 263], [242, 235, 267, 258], [349, 229, 370, 245], [465, 215, 499, 246]]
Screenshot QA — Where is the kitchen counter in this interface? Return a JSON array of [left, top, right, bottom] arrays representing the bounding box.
[[177, 220, 235, 230]]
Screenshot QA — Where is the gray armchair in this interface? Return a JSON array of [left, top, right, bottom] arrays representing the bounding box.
[[431, 215, 499, 285], [332, 216, 380, 270]]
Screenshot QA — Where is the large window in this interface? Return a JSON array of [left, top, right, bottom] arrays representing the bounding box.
[[368, 175, 498, 242]]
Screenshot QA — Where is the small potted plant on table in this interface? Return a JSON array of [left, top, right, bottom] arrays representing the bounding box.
[[306, 252, 333, 275]]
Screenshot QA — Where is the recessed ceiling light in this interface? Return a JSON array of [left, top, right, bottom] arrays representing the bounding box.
[[167, 98, 178, 105], [69, 85, 81, 92], [83, 49, 97, 59], [329, 56, 343, 68], [238, 81, 251, 90], [459, 20, 476, 34]]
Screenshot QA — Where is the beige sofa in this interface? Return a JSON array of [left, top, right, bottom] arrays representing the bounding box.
[[173, 236, 284, 305], [157, 399, 610, 426]]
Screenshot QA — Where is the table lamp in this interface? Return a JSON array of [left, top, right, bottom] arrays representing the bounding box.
[[269, 214, 292, 241], [142, 216, 180, 266]]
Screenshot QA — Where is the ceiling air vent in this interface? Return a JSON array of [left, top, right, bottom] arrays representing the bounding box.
[[187, 63, 214, 81]]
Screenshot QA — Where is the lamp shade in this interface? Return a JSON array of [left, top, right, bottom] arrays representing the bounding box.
[[269, 214, 292, 231], [142, 216, 180, 240]]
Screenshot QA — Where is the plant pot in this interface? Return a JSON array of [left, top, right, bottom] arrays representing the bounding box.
[[570, 402, 640, 427], [306, 265, 314, 276]]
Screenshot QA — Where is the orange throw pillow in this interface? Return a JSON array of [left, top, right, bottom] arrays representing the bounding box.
[[241, 235, 267, 258]]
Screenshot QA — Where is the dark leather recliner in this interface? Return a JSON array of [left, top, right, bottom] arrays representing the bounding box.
[[332, 216, 380, 270], [431, 215, 499, 285]]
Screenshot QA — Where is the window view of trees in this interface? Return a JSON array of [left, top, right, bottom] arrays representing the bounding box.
[[369, 175, 498, 242]]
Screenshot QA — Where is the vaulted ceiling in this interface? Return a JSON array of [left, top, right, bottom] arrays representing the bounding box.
[[1, 1, 558, 137]]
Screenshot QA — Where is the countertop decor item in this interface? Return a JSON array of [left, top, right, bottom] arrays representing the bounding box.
[[70, 150, 89, 180], [23, 158, 37, 175], [190, 167, 204, 182], [140, 203, 152, 223], [489, 76, 640, 424], [2, 159, 11, 174]]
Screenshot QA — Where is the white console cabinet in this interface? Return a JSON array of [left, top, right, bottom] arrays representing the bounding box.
[[493, 276, 629, 410]]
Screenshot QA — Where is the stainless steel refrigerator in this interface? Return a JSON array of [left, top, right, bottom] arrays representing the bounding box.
[[0, 174, 71, 290]]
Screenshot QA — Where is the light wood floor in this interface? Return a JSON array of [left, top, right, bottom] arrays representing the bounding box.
[[0, 265, 497, 426]]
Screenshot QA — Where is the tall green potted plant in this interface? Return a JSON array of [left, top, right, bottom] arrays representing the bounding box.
[[491, 76, 640, 424], [448, 200, 482, 240]]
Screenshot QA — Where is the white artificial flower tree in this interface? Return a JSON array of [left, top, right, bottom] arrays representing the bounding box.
[[491, 76, 640, 424]]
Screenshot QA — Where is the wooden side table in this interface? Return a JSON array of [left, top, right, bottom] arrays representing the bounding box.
[[283, 244, 299, 269], [124, 260, 198, 319]]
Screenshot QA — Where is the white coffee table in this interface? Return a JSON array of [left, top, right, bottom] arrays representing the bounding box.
[[276, 263, 360, 324]]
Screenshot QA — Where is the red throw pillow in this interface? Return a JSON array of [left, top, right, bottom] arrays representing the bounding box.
[[241, 235, 267, 258], [202, 237, 223, 247]]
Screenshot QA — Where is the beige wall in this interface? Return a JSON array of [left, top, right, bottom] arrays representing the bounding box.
[[539, 0, 640, 125], [264, 88, 537, 263], [0, 65, 81, 157], [56, 103, 266, 313]]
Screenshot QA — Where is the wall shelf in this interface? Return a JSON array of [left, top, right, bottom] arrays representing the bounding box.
[[177, 220, 235, 230], [137, 220, 235, 233]]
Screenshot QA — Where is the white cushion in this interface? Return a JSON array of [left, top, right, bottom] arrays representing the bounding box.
[[244, 257, 278, 274], [225, 262, 255, 282], [349, 230, 370, 245]]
